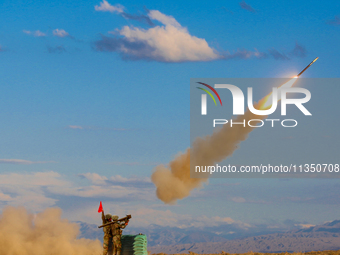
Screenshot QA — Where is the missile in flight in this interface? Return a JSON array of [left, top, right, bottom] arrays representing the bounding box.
[[297, 57, 319, 77]]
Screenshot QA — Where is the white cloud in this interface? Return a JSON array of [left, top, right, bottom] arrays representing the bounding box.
[[34, 30, 46, 37], [231, 197, 247, 203], [0, 159, 55, 164], [49, 185, 138, 198], [108, 162, 159, 166], [53, 29, 70, 38], [147, 10, 181, 27], [79, 173, 108, 185], [0, 171, 67, 210], [67, 202, 248, 228], [94, 206, 248, 229], [95, 0, 124, 13], [55, 173, 154, 201], [23, 29, 73, 38], [0, 171, 154, 212], [0, 171, 253, 230], [119, 25, 219, 62], [0, 192, 12, 201], [0, 171, 65, 186], [23, 30, 46, 37], [95, 10, 220, 62], [67, 125, 127, 131], [109, 175, 151, 183], [94, 5, 303, 62], [68, 125, 83, 129]]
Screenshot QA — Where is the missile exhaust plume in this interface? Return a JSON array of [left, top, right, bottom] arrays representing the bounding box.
[[151, 80, 297, 204], [0, 206, 101, 255], [151, 102, 268, 204], [152, 58, 318, 204]]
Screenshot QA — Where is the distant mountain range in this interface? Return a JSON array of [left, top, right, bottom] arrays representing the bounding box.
[[75, 222, 230, 246], [75, 219, 292, 247], [149, 220, 340, 254], [75, 220, 340, 253]]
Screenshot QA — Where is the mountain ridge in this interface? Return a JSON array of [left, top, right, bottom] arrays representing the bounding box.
[[148, 220, 340, 254], [75, 219, 340, 253]]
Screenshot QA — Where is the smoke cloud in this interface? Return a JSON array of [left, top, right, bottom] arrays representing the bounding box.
[[0, 206, 101, 255], [152, 103, 267, 204]]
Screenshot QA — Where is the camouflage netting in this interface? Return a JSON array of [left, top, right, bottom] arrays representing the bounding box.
[[121, 234, 148, 255]]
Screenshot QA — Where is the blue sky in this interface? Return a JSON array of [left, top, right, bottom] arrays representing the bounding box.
[[0, 0, 339, 234]]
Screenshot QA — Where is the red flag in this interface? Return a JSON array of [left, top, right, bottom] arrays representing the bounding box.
[[98, 201, 103, 213]]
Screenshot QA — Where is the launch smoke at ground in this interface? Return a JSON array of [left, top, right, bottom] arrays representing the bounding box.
[[151, 103, 267, 204], [0, 206, 101, 255]]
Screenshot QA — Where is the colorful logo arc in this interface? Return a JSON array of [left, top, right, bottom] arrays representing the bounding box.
[[196, 82, 222, 106]]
